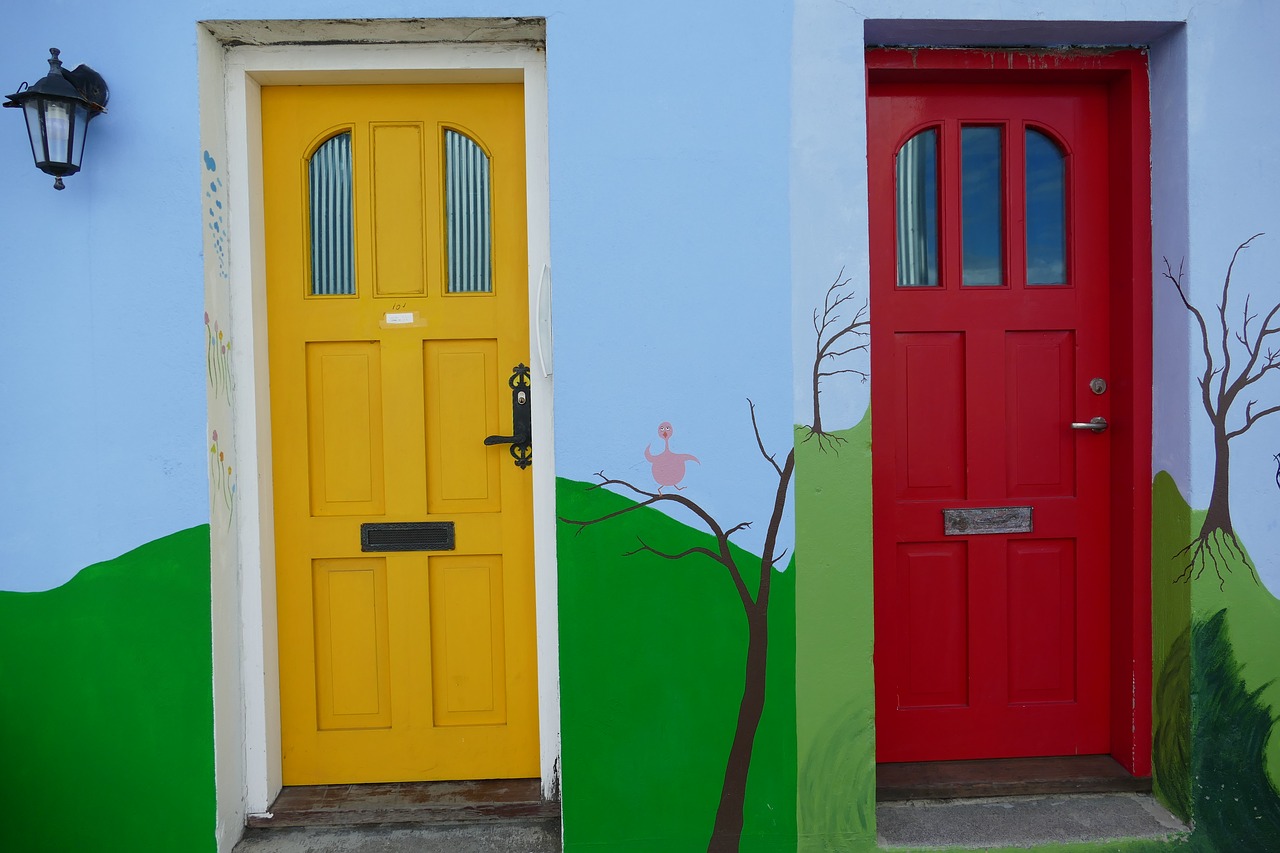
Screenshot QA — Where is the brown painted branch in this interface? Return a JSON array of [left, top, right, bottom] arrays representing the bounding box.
[[1227, 402, 1280, 439], [748, 398, 783, 477], [625, 536, 725, 566], [560, 472, 755, 608], [1215, 235, 1264, 408], [1164, 257, 1219, 420]]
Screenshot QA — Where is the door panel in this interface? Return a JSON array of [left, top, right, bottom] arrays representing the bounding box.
[[871, 81, 1111, 762], [264, 83, 537, 784]]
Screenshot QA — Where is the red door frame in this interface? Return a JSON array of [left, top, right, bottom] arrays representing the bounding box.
[[866, 48, 1152, 777]]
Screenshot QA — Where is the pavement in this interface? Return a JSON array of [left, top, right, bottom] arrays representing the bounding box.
[[229, 791, 1186, 851], [877, 792, 1189, 849], [232, 816, 561, 853]]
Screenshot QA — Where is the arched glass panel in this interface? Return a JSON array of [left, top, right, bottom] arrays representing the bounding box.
[[445, 130, 493, 293], [895, 128, 939, 287], [1026, 128, 1066, 286], [308, 132, 355, 296], [961, 126, 1004, 286]]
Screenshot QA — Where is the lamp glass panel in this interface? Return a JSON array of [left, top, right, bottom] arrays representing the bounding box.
[[23, 101, 45, 163], [70, 103, 90, 169], [43, 99, 72, 166]]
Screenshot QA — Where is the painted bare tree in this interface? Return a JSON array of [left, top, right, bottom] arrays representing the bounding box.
[[559, 273, 866, 852], [1165, 233, 1280, 587], [803, 268, 869, 446]]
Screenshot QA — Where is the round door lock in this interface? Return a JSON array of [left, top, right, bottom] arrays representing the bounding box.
[[1089, 377, 1107, 395]]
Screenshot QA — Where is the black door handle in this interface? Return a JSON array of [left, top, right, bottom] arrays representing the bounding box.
[[484, 363, 532, 469]]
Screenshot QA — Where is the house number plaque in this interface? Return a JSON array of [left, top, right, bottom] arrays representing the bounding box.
[[943, 506, 1033, 536]]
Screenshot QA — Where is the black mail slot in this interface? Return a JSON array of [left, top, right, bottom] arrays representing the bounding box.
[[361, 522, 455, 552]]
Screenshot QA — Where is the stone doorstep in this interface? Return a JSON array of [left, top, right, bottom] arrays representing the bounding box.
[[247, 779, 561, 829], [877, 755, 1152, 802]]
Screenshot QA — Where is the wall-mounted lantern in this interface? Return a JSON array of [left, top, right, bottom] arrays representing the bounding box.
[[4, 48, 108, 190]]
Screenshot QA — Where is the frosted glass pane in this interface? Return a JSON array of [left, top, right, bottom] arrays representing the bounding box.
[[445, 130, 493, 294], [962, 126, 1004, 287], [309, 133, 355, 296], [895, 129, 939, 287], [1026, 129, 1067, 286]]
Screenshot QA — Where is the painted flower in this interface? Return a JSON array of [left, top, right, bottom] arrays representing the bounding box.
[[212, 430, 218, 442], [204, 311, 210, 325], [219, 452, 224, 462]]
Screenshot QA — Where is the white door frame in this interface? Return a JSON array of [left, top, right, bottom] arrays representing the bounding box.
[[198, 19, 558, 838]]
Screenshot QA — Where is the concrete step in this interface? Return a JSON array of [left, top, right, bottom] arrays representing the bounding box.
[[246, 779, 559, 829]]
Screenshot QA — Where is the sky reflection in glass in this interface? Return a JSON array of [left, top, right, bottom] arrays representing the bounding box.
[[962, 126, 1003, 286], [1026, 129, 1067, 285]]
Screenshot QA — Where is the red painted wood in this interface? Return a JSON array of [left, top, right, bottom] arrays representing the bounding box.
[[870, 69, 1119, 763]]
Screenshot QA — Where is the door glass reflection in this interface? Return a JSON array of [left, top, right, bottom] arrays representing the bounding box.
[[1026, 128, 1066, 285], [895, 128, 938, 287], [962, 126, 1003, 286]]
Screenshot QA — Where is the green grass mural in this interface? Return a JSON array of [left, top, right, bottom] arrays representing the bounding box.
[[557, 477, 797, 853], [0, 526, 215, 853], [1152, 473, 1280, 851]]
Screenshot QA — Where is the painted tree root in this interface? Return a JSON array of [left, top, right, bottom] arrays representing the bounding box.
[[1166, 234, 1280, 589]]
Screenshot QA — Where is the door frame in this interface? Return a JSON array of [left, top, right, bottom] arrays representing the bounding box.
[[198, 19, 559, 831], [866, 47, 1153, 776]]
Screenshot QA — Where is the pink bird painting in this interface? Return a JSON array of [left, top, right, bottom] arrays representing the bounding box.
[[644, 421, 700, 494]]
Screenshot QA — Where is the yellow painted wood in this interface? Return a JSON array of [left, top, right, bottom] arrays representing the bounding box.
[[312, 558, 391, 728], [264, 83, 537, 784], [425, 339, 501, 511], [371, 123, 427, 296], [429, 554, 507, 724], [306, 342, 385, 514]]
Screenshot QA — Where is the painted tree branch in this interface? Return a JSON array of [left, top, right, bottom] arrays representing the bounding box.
[[560, 271, 859, 851], [560, 473, 755, 609], [804, 268, 869, 444], [1164, 233, 1280, 588]]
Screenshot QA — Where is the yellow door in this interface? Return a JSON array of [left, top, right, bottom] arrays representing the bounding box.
[[262, 83, 538, 784]]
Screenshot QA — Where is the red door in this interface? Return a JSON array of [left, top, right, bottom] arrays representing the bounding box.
[[870, 79, 1113, 762]]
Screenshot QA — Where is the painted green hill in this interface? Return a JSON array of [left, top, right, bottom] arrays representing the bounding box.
[[1152, 471, 1280, 852], [0, 526, 215, 853], [557, 477, 797, 853]]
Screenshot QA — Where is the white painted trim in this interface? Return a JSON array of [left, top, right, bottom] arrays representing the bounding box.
[[200, 21, 559, 840]]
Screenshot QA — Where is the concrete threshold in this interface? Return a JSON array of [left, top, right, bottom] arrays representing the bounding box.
[[877, 792, 1189, 850], [232, 780, 562, 853]]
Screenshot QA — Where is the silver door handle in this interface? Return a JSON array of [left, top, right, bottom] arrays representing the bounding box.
[[1070, 417, 1108, 433]]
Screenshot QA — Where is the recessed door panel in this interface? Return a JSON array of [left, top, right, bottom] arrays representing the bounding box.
[[312, 558, 392, 729], [897, 542, 969, 709], [1006, 330, 1075, 496], [429, 554, 507, 725], [896, 332, 967, 499], [306, 342, 386, 516]]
